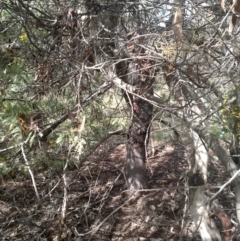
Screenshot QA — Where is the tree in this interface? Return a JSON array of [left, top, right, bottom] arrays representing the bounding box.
[[1, 0, 240, 239]]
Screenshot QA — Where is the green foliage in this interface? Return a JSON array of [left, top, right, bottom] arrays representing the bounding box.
[[219, 89, 240, 140]]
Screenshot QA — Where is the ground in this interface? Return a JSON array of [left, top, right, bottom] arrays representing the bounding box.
[[0, 141, 239, 240]]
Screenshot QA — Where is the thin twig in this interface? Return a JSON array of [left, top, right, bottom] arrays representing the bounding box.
[[74, 195, 134, 237], [61, 158, 69, 223], [21, 144, 41, 204]]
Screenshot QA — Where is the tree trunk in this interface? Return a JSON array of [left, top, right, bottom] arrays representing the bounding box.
[[196, 126, 240, 223], [125, 97, 153, 190], [190, 187, 222, 241], [163, 1, 222, 232], [189, 130, 222, 241], [112, 13, 155, 189]]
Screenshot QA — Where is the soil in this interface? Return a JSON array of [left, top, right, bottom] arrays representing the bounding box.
[[0, 141, 239, 241]]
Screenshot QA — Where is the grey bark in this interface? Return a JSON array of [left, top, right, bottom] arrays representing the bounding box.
[[189, 130, 222, 241], [195, 126, 240, 222]]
